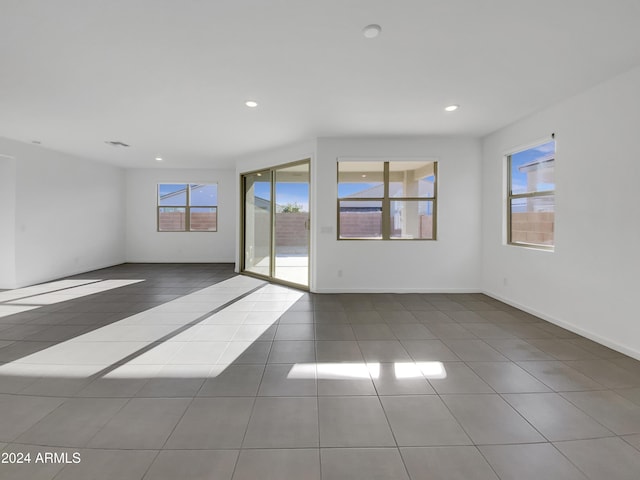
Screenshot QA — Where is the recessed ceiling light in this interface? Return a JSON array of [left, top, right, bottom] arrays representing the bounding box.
[[361, 174, 367, 178], [445, 105, 459, 112], [363, 24, 382, 38], [257, 173, 262, 176], [245, 100, 258, 108], [155, 157, 163, 162]]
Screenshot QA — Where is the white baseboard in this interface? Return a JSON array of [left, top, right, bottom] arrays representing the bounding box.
[[124, 259, 235, 264], [312, 287, 481, 294], [482, 290, 640, 361], [13, 260, 126, 289]]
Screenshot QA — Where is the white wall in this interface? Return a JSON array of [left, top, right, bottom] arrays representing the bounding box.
[[0, 137, 126, 288], [481, 65, 640, 359], [126, 168, 236, 262], [233, 137, 482, 293], [0, 154, 17, 288], [315, 137, 482, 293]]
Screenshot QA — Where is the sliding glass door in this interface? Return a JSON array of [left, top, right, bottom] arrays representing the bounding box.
[[243, 170, 272, 277], [274, 162, 310, 285], [241, 160, 310, 288]]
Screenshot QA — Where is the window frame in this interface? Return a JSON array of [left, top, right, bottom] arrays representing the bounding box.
[[336, 159, 438, 241], [157, 183, 218, 232], [506, 141, 555, 250]]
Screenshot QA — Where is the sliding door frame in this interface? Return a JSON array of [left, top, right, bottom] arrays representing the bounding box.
[[240, 158, 311, 290]]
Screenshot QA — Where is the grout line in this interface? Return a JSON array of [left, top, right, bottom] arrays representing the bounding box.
[[473, 444, 507, 480], [367, 359, 414, 480], [231, 327, 278, 475], [548, 440, 595, 480], [156, 396, 198, 451], [315, 333, 322, 478], [138, 449, 164, 480]]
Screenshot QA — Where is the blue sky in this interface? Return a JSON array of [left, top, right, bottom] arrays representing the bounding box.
[[158, 183, 218, 206], [252, 181, 310, 211], [338, 182, 381, 197], [511, 140, 555, 194], [276, 183, 309, 211], [253, 181, 271, 200]]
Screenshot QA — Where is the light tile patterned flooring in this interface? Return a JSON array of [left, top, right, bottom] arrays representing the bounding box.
[[1, 264, 640, 479]]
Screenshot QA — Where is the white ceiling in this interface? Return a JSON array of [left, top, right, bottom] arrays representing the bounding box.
[[1, 0, 640, 168]]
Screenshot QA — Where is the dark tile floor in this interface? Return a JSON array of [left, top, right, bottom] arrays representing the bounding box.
[[1, 264, 640, 479]]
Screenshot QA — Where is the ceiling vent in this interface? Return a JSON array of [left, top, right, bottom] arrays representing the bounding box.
[[104, 140, 130, 147]]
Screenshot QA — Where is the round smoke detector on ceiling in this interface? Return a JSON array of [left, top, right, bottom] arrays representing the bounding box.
[[363, 24, 381, 38]]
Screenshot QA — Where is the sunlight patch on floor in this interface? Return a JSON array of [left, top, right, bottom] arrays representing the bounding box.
[[0, 279, 103, 303], [0, 276, 304, 380], [288, 362, 447, 380]]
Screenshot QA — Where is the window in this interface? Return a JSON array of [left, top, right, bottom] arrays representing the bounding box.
[[158, 183, 218, 232], [337, 160, 437, 240], [507, 140, 555, 248]]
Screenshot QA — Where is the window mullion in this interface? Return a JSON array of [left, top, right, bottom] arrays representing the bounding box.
[[185, 184, 190, 231], [510, 191, 554, 199], [382, 162, 390, 240]]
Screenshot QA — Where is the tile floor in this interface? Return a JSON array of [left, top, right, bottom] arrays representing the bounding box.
[[1, 264, 640, 479]]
